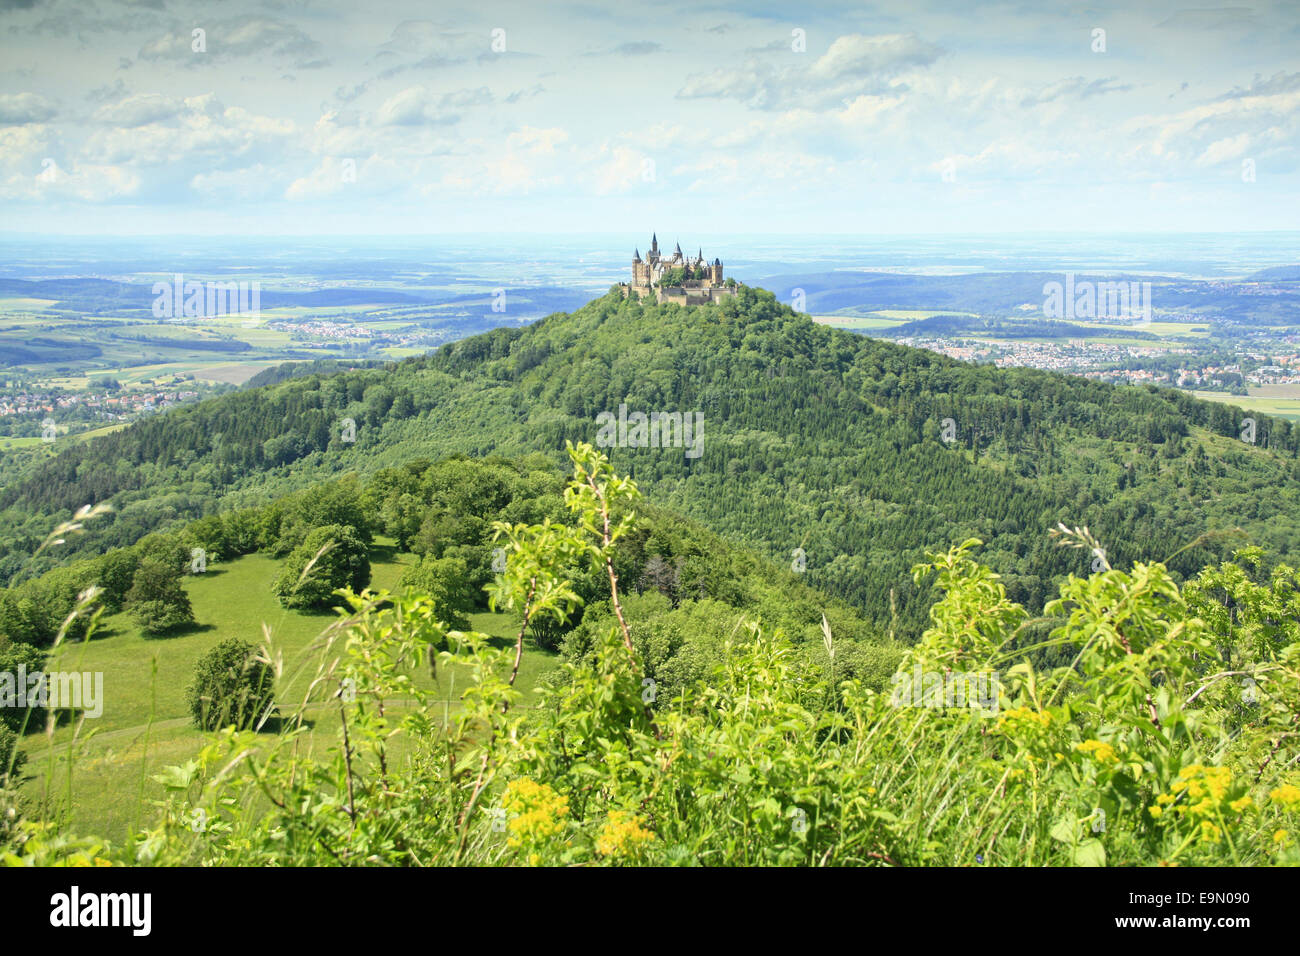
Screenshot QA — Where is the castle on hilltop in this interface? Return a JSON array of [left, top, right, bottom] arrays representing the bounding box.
[[620, 234, 738, 306]]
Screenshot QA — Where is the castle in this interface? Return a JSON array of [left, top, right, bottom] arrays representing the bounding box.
[[620, 234, 737, 305]]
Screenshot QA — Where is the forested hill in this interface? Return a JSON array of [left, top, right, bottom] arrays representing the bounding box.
[[4, 284, 1299, 637]]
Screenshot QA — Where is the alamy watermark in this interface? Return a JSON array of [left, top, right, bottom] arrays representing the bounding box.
[[594, 403, 704, 459], [1043, 272, 1151, 325], [0, 665, 104, 718], [890, 665, 1000, 716], [152, 273, 261, 320]]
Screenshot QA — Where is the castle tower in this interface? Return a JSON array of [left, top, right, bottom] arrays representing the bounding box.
[[633, 247, 648, 287]]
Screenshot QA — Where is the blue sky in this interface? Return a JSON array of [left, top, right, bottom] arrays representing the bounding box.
[[1, 0, 1298, 235]]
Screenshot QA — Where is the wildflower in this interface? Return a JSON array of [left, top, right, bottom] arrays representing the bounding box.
[[997, 706, 1052, 732], [1148, 804, 1163, 819], [1269, 784, 1300, 809], [1199, 820, 1221, 844], [1273, 829, 1289, 845], [501, 779, 569, 857], [1229, 796, 1253, 813], [595, 810, 655, 859], [1076, 739, 1118, 763]]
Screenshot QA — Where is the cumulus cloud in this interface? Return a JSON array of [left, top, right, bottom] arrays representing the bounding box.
[[1019, 76, 1133, 107], [81, 94, 297, 167], [139, 17, 322, 67], [375, 86, 491, 126], [93, 93, 184, 127], [0, 93, 57, 125], [678, 33, 943, 110]]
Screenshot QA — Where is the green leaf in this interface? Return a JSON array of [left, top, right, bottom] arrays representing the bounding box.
[[1073, 838, 1106, 867]]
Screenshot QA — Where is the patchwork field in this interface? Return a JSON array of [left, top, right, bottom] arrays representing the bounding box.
[[1190, 386, 1300, 422]]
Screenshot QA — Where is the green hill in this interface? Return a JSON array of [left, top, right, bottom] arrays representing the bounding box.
[[3, 285, 1298, 637]]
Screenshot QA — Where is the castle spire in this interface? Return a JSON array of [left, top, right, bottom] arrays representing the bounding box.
[[634, 248, 642, 262]]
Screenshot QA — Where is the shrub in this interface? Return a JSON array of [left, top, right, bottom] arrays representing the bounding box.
[[187, 638, 275, 731], [273, 524, 370, 609], [0, 641, 47, 733], [397, 555, 474, 630], [126, 559, 195, 635], [0, 724, 23, 778]]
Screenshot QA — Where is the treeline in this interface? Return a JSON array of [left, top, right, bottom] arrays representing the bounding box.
[[244, 358, 387, 389], [0, 453, 889, 708]]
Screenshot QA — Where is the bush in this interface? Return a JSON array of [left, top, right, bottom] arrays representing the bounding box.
[[273, 524, 371, 609], [187, 638, 275, 731], [0, 641, 47, 733], [126, 559, 196, 635], [0, 724, 23, 778], [397, 555, 474, 630]]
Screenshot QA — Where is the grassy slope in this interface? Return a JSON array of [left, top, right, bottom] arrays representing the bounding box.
[[18, 541, 559, 842]]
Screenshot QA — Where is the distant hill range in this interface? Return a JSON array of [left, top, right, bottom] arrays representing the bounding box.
[[759, 269, 1300, 324], [0, 277, 593, 318], [880, 314, 1159, 340]]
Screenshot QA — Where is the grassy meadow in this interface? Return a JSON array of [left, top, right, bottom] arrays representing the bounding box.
[[17, 540, 557, 842]]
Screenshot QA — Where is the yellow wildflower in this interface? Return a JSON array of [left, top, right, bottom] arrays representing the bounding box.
[[501, 778, 569, 856], [1076, 739, 1118, 763], [595, 810, 655, 859], [1269, 784, 1300, 809]]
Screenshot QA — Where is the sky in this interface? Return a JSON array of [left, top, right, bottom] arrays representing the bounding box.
[[1, 0, 1298, 236]]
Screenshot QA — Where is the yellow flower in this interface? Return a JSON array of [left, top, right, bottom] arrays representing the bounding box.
[[997, 706, 1052, 732], [1076, 739, 1118, 763], [1148, 805, 1163, 819], [1229, 796, 1253, 813], [1269, 784, 1300, 809], [595, 809, 655, 859], [1273, 829, 1289, 845], [1199, 820, 1221, 844], [501, 779, 569, 857]]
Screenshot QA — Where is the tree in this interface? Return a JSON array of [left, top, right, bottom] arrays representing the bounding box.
[[398, 555, 475, 630], [0, 723, 22, 779], [126, 558, 196, 635], [273, 524, 370, 609], [95, 549, 140, 612], [0, 641, 46, 732], [381, 493, 425, 551], [187, 638, 275, 731]]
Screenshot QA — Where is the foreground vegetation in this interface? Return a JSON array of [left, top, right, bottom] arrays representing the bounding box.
[[3, 444, 1297, 866]]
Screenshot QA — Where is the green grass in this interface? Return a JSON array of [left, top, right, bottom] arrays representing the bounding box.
[[811, 314, 907, 330], [1190, 389, 1300, 422], [17, 543, 560, 842]]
